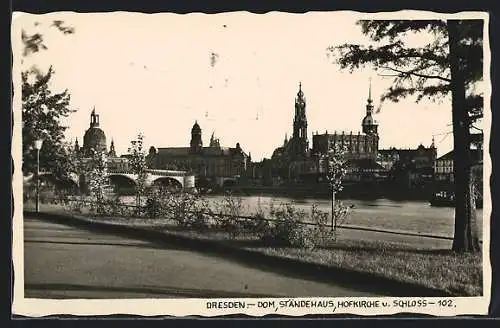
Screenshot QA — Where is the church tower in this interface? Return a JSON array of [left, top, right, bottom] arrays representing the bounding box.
[[83, 107, 107, 156], [190, 121, 203, 154], [108, 139, 117, 157], [362, 78, 379, 136], [292, 82, 309, 158]]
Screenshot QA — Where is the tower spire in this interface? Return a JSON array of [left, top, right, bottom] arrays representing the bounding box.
[[368, 77, 373, 103]]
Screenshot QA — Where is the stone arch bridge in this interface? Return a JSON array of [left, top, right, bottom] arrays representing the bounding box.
[[30, 169, 196, 192]]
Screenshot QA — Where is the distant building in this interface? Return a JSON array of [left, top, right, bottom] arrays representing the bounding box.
[[146, 121, 251, 187], [75, 108, 128, 171], [311, 80, 379, 162], [434, 148, 483, 184], [378, 142, 437, 188], [269, 81, 385, 184]]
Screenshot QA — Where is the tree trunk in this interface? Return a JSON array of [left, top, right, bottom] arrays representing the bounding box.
[[448, 20, 480, 252], [331, 190, 336, 232]]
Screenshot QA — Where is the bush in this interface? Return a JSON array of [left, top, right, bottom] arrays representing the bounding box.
[[213, 191, 247, 238], [309, 202, 331, 246], [331, 201, 351, 241], [260, 203, 314, 249], [157, 190, 211, 229]]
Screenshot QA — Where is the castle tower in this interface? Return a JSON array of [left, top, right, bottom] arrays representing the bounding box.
[[292, 82, 309, 158], [190, 121, 203, 154], [362, 78, 379, 136]]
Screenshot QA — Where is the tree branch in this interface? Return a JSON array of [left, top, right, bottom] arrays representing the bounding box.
[[380, 66, 451, 82]]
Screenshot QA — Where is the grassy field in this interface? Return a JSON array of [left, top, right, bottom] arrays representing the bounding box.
[[22, 201, 483, 297]]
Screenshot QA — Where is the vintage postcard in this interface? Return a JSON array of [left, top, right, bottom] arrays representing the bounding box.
[[11, 10, 491, 317]]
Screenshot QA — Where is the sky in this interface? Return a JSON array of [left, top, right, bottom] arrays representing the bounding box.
[[14, 11, 478, 161]]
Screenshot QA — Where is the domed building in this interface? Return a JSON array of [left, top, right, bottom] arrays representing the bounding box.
[[73, 108, 128, 172], [82, 108, 107, 156]]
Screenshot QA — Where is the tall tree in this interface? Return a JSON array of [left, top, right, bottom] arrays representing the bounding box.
[[21, 21, 76, 180], [322, 144, 348, 232], [330, 20, 483, 252], [22, 67, 74, 178]]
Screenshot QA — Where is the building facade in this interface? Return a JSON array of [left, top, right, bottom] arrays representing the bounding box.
[[146, 121, 250, 186], [268, 81, 385, 184]]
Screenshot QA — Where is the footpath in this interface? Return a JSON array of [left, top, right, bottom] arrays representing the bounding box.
[[23, 207, 455, 298]]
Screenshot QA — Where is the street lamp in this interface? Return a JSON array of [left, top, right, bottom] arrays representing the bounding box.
[[34, 139, 43, 213]]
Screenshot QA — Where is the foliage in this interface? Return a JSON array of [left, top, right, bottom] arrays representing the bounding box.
[[323, 143, 348, 193], [22, 67, 75, 178], [84, 148, 110, 214], [330, 20, 483, 252], [309, 202, 331, 245], [157, 190, 210, 229], [22, 20, 75, 58], [209, 191, 241, 237], [21, 20, 76, 178], [260, 203, 314, 249], [330, 20, 483, 126], [127, 133, 149, 207]]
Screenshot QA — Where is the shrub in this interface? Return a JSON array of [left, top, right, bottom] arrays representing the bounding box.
[[158, 190, 211, 229], [309, 202, 331, 247], [213, 191, 247, 238], [144, 187, 163, 218], [261, 203, 315, 249], [332, 201, 351, 241]]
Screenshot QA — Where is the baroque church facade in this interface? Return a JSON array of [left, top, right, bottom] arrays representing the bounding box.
[[74, 108, 128, 172], [270, 82, 386, 183]]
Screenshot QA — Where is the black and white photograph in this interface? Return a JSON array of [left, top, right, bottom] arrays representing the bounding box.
[[12, 10, 491, 317]]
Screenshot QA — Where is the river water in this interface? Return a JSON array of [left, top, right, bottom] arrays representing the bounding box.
[[119, 194, 485, 238]]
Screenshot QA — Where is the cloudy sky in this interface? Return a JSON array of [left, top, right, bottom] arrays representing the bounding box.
[[14, 11, 481, 161]]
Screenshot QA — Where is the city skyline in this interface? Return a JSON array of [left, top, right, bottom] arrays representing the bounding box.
[[15, 12, 472, 161]]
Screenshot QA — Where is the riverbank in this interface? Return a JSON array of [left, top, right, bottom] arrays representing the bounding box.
[[23, 202, 483, 297], [204, 183, 441, 202]]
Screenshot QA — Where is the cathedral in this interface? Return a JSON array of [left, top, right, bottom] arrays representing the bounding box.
[[270, 81, 385, 183], [146, 121, 251, 187]]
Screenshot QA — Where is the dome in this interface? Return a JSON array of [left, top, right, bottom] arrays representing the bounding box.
[[362, 115, 377, 126], [83, 126, 107, 153]]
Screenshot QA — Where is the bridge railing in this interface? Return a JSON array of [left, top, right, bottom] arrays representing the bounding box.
[[107, 169, 190, 177]]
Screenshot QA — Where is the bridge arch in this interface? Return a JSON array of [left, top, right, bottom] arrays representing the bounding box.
[[152, 177, 183, 191], [108, 174, 137, 187], [222, 179, 237, 188]]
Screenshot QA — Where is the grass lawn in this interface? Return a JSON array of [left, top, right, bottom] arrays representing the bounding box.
[[250, 241, 482, 297], [23, 202, 483, 297]]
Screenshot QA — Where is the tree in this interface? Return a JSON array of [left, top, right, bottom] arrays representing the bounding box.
[[322, 144, 348, 232], [127, 133, 149, 207], [330, 20, 483, 252], [22, 67, 75, 179], [83, 148, 109, 213], [21, 21, 76, 180]]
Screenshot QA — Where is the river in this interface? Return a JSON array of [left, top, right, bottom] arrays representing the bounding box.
[[119, 194, 485, 239]]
